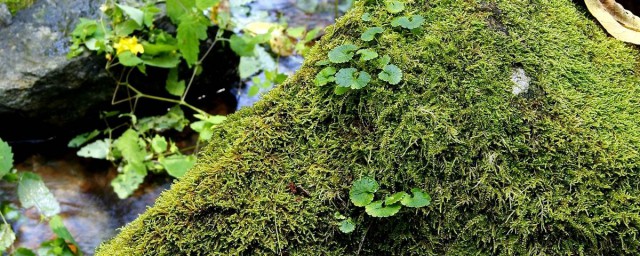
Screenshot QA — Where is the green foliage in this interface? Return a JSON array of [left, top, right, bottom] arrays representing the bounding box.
[[76, 139, 110, 159], [159, 155, 196, 178], [364, 200, 401, 217], [349, 177, 378, 207], [356, 48, 378, 61], [338, 218, 355, 233], [97, 0, 640, 254], [401, 188, 431, 208], [0, 223, 15, 252], [176, 14, 209, 67], [378, 64, 402, 85], [390, 15, 424, 30], [314, 66, 336, 86], [328, 44, 358, 63], [360, 27, 384, 42], [384, 0, 405, 13], [0, 139, 13, 179], [0, 140, 80, 255], [335, 68, 371, 89], [165, 68, 186, 96], [18, 172, 61, 218], [361, 12, 372, 21], [0, 0, 35, 14], [67, 130, 100, 148]]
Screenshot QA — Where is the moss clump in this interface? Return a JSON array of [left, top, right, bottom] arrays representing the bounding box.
[[97, 0, 640, 254]]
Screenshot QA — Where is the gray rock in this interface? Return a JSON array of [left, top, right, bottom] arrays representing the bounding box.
[[0, 4, 11, 27], [0, 0, 113, 139]]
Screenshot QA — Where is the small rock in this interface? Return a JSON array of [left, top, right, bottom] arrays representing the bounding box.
[[0, 4, 11, 27], [511, 67, 530, 95]]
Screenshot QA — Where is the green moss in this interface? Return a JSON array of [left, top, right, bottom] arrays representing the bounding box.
[[0, 0, 34, 14], [97, 0, 640, 254]]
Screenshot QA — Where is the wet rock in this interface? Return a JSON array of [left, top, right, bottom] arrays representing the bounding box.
[[0, 0, 113, 141], [0, 4, 11, 27]]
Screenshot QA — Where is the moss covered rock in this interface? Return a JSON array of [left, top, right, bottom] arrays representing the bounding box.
[[97, 0, 640, 254]]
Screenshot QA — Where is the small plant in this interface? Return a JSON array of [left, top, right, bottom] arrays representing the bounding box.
[[1, 138, 81, 255], [336, 176, 431, 233], [313, 0, 423, 95]]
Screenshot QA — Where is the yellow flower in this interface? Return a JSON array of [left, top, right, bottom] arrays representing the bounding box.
[[114, 36, 144, 55]]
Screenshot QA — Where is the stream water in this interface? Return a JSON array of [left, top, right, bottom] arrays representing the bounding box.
[[1, 0, 342, 254]]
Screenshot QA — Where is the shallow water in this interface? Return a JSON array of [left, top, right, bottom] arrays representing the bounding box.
[[1, 0, 344, 254]]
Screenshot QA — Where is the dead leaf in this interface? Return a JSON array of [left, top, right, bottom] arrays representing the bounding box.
[[585, 0, 640, 44]]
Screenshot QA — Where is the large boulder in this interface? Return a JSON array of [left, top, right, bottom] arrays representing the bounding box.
[[97, 0, 640, 254], [0, 0, 112, 141]]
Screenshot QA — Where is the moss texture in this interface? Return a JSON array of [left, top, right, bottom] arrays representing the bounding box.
[[98, 0, 640, 254]]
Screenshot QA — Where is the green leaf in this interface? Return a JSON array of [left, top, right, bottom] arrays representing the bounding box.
[[315, 66, 336, 86], [77, 139, 110, 159], [385, 192, 408, 205], [177, 13, 209, 67], [356, 48, 378, 61], [137, 106, 189, 133], [0, 224, 15, 252], [49, 215, 78, 245], [391, 15, 425, 29], [286, 26, 306, 38], [68, 129, 100, 148], [166, 0, 195, 23], [335, 68, 371, 89], [349, 176, 378, 207], [361, 27, 384, 42], [334, 86, 350, 95], [142, 53, 181, 68], [160, 154, 196, 178], [71, 18, 97, 39], [339, 218, 356, 233], [328, 44, 358, 63], [141, 41, 178, 55], [118, 51, 143, 66], [378, 64, 403, 85], [0, 138, 13, 179], [384, 0, 405, 13], [114, 19, 142, 36], [361, 12, 372, 21], [115, 129, 146, 165], [11, 248, 35, 256], [18, 172, 60, 217], [334, 212, 346, 220], [111, 166, 145, 199], [229, 34, 257, 57], [401, 188, 431, 207], [365, 200, 402, 217], [151, 135, 168, 154], [239, 56, 262, 79], [195, 0, 220, 10], [142, 5, 162, 27], [315, 59, 331, 66], [166, 68, 185, 96], [377, 55, 391, 68], [116, 4, 144, 26], [248, 84, 261, 97]]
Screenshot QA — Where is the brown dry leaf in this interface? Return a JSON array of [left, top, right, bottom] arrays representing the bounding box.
[[585, 0, 640, 44]]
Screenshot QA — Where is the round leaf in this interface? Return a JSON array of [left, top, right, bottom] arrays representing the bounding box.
[[349, 176, 379, 207], [391, 15, 425, 30], [335, 68, 372, 89], [365, 200, 402, 217], [339, 218, 356, 233], [401, 188, 431, 208], [160, 155, 196, 178], [315, 66, 337, 86], [0, 224, 15, 252], [18, 172, 61, 217], [384, 0, 405, 13], [378, 64, 403, 85], [361, 27, 384, 42], [385, 192, 408, 205], [328, 44, 358, 63], [356, 49, 379, 61]]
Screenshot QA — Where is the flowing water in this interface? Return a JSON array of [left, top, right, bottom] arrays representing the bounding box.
[[1, 0, 342, 254]]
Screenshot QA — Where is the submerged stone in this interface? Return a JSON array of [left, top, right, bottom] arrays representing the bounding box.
[[98, 0, 640, 255]]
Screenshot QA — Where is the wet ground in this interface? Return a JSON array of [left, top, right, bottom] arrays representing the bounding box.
[[1, 0, 343, 254]]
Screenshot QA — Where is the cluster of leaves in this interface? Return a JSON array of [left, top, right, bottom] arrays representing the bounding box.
[[0, 0, 34, 14], [69, 107, 206, 199], [335, 177, 431, 233], [314, 0, 423, 95], [1, 139, 81, 255]]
